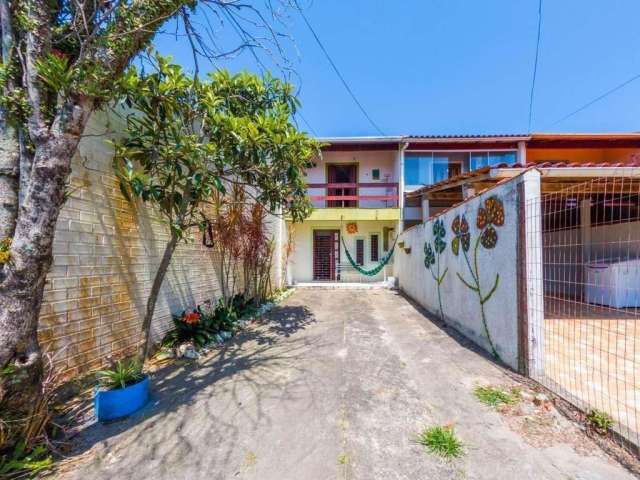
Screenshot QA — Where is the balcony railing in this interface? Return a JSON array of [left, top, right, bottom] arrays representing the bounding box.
[[307, 182, 399, 208]]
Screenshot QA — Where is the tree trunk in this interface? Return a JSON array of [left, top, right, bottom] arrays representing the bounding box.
[[140, 231, 179, 359], [0, 0, 19, 240], [0, 126, 19, 240], [0, 105, 89, 406]]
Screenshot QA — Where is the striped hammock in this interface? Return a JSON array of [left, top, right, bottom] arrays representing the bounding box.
[[340, 235, 398, 277]]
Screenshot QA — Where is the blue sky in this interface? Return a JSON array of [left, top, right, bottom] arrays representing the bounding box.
[[153, 0, 640, 137]]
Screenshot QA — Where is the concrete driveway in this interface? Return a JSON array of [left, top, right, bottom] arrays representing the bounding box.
[[59, 289, 635, 480]]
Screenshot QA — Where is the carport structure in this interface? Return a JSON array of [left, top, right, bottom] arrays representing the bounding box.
[[405, 162, 640, 450], [532, 174, 640, 448]]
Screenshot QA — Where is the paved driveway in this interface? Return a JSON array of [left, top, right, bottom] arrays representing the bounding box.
[[60, 289, 634, 480]]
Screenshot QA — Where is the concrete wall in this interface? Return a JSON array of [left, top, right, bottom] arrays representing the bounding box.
[[38, 112, 245, 378], [287, 219, 396, 283], [308, 150, 398, 209], [394, 175, 530, 369]]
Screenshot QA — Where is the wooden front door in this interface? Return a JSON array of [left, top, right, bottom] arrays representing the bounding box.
[[313, 230, 340, 281], [327, 164, 357, 207]]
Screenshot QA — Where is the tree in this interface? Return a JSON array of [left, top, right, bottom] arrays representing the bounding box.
[[0, 0, 298, 423], [113, 56, 318, 358]]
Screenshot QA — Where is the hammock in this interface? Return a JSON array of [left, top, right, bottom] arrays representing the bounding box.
[[340, 234, 398, 277]]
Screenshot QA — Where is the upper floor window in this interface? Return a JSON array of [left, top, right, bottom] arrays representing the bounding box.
[[469, 151, 517, 170], [404, 151, 517, 187], [404, 152, 466, 186]]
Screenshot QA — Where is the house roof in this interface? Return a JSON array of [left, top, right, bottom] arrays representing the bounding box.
[[320, 132, 640, 151], [407, 160, 640, 198], [318, 132, 640, 152]]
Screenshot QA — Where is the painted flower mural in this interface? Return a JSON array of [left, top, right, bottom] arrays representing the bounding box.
[[452, 195, 505, 359], [450, 215, 470, 256], [423, 218, 448, 320]]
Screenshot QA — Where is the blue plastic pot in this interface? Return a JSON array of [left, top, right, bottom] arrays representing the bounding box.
[[95, 375, 149, 422]]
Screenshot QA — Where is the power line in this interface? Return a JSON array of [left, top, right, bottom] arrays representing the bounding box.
[[551, 72, 640, 127], [297, 111, 318, 136], [293, 2, 386, 136], [528, 0, 543, 133]]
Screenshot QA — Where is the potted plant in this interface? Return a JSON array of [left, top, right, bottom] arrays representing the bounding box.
[[95, 358, 149, 422]]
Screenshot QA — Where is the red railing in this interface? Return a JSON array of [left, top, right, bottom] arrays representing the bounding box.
[[306, 182, 399, 207]]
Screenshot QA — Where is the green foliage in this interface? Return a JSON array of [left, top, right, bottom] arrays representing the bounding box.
[[163, 308, 215, 350], [0, 87, 30, 127], [473, 386, 519, 408], [113, 55, 320, 239], [96, 358, 144, 391], [162, 296, 249, 349], [586, 409, 614, 433], [0, 442, 53, 478], [36, 53, 73, 96], [418, 425, 464, 459], [0, 238, 11, 265]]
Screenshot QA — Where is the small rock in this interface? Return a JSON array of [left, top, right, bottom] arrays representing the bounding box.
[[176, 343, 199, 359], [519, 390, 534, 402], [533, 393, 550, 406], [156, 348, 175, 360]]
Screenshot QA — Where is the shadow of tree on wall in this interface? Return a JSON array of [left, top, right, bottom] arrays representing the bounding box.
[[59, 301, 319, 478], [396, 290, 511, 370]]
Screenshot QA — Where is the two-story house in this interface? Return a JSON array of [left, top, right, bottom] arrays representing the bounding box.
[[285, 137, 404, 284], [283, 133, 640, 285]]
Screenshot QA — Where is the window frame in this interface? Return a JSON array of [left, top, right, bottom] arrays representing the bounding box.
[[370, 232, 380, 262], [404, 149, 518, 187], [354, 237, 365, 266]]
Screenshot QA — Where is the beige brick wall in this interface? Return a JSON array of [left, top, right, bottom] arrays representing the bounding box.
[[38, 112, 237, 378]]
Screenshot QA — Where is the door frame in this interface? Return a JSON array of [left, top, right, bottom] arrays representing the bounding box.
[[312, 229, 341, 281], [325, 162, 359, 208]]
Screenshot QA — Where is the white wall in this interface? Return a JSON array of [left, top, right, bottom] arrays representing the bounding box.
[[543, 220, 640, 299], [287, 220, 396, 283], [395, 176, 525, 369], [308, 150, 398, 209]]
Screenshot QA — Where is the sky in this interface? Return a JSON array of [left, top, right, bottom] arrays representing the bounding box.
[[153, 0, 640, 138]]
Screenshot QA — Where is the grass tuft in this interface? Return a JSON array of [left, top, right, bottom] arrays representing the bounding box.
[[418, 425, 463, 459], [473, 386, 518, 408], [586, 409, 614, 433]]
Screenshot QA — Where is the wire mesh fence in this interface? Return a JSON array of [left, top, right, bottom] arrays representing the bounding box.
[[525, 172, 640, 450]]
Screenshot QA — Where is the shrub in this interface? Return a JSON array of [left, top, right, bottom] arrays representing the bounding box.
[[96, 358, 144, 391], [0, 442, 52, 478], [163, 299, 250, 350]]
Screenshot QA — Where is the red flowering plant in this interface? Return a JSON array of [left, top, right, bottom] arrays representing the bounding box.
[[163, 306, 215, 349], [452, 196, 505, 359], [183, 311, 201, 325]]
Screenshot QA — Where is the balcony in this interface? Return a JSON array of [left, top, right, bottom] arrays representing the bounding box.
[[304, 182, 400, 222], [307, 182, 399, 208]]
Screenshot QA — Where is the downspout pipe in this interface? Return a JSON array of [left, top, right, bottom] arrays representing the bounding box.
[[398, 140, 409, 232]]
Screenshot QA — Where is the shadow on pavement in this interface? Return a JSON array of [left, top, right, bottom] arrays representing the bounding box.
[[60, 302, 317, 478]]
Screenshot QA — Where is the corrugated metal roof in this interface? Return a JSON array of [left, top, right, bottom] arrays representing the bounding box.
[[409, 134, 529, 139]]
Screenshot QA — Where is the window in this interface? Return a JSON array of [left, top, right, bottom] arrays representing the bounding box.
[[404, 152, 467, 186], [404, 151, 518, 187], [372, 168, 380, 180], [469, 151, 517, 170], [370, 234, 379, 261], [355, 238, 365, 265]]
